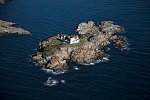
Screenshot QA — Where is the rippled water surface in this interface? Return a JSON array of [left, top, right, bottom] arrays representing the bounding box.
[[0, 0, 150, 100]]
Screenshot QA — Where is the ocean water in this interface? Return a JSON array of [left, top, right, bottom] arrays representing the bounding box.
[[0, 0, 150, 100]]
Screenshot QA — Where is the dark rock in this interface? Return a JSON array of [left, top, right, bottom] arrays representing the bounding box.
[[0, 0, 13, 5], [110, 35, 128, 48], [0, 20, 30, 36]]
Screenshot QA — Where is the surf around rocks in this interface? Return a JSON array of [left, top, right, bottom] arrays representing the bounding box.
[[31, 21, 128, 74]]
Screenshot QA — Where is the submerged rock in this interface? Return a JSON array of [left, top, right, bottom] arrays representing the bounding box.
[[31, 21, 128, 74], [0, 20, 30, 36], [44, 77, 58, 87]]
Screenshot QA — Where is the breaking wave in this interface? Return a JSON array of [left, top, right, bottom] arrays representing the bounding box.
[[44, 77, 58, 87], [41, 67, 67, 75], [81, 56, 109, 66], [121, 44, 130, 51], [60, 80, 66, 83], [44, 77, 66, 87], [73, 66, 80, 70]]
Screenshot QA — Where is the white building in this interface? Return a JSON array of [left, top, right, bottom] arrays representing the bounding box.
[[60, 35, 66, 39], [70, 35, 80, 44]]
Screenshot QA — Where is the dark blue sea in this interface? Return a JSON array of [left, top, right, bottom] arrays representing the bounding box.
[[0, 0, 150, 100]]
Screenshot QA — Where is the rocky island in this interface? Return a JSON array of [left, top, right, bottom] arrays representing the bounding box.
[[31, 21, 128, 74], [0, 0, 12, 5], [0, 20, 30, 36]]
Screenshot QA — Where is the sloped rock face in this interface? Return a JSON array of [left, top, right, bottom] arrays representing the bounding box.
[[0, 20, 30, 36], [45, 56, 68, 72], [32, 21, 128, 73], [70, 49, 106, 64], [110, 35, 128, 48], [99, 21, 124, 35], [75, 21, 99, 35]]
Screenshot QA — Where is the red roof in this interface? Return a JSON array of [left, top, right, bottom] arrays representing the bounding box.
[[75, 35, 79, 38], [47, 40, 51, 42], [70, 35, 79, 39]]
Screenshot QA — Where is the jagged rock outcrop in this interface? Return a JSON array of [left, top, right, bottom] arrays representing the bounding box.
[[0, 20, 30, 36], [31, 21, 128, 73]]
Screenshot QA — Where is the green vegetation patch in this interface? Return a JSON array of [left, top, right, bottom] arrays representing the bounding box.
[[1, 25, 8, 28], [47, 36, 63, 46], [43, 35, 86, 51]]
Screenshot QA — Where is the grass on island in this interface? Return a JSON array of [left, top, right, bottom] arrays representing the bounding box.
[[1, 25, 8, 28], [43, 36, 85, 52]]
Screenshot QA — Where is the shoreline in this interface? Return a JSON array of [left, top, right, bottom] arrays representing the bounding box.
[[31, 21, 128, 74], [0, 20, 30, 36]]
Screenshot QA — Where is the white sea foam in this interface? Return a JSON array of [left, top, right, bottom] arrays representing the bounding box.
[[34, 63, 38, 66], [73, 66, 80, 70], [121, 45, 130, 51], [97, 57, 109, 63], [61, 80, 66, 84], [102, 57, 109, 61], [81, 56, 109, 66], [90, 63, 95, 65], [41, 67, 67, 75], [82, 63, 95, 65], [44, 77, 58, 87]]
